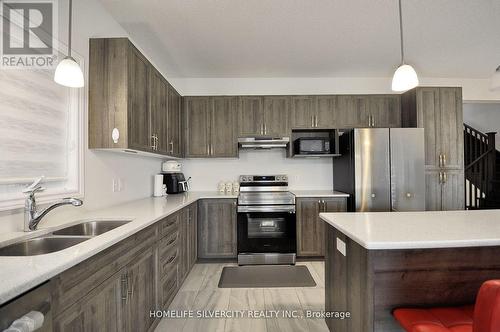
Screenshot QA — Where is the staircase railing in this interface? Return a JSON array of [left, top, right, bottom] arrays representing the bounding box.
[[463, 124, 497, 209]]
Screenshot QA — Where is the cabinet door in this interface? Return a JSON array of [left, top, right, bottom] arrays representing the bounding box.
[[127, 45, 151, 152], [416, 88, 442, 169], [188, 203, 198, 269], [178, 208, 190, 283], [323, 197, 348, 213], [211, 97, 239, 157], [296, 198, 322, 257], [185, 97, 211, 157], [123, 248, 156, 332], [441, 169, 465, 211], [150, 69, 169, 155], [316, 95, 336, 128], [239, 96, 263, 136], [369, 95, 401, 128], [54, 273, 123, 332], [197, 199, 237, 259], [263, 96, 290, 136], [425, 171, 442, 211], [291, 95, 315, 129], [167, 85, 183, 157], [439, 88, 463, 170], [336, 95, 370, 128]]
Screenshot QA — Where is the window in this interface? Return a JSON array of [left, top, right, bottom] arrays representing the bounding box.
[[0, 51, 84, 210]]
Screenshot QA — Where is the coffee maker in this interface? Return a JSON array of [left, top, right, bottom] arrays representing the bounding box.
[[161, 161, 190, 194]]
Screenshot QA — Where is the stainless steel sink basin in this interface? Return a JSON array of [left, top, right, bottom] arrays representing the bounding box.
[[52, 220, 131, 236], [0, 236, 89, 256]]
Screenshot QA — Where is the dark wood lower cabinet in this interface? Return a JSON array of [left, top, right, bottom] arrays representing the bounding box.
[[297, 197, 347, 257], [52, 202, 201, 332], [197, 199, 237, 259]]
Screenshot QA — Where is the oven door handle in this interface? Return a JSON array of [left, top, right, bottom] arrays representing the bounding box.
[[237, 205, 296, 213]]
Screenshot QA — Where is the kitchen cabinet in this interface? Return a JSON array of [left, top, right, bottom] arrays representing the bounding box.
[[238, 96, 290, 137], [167, 84, 183, 157], [150, 67, 169, 155], [368, 95, 401, 128], [122, 248, 156, 332], [336, 95, 370, 128], [296, 197, 347, 257], [89, 37, 182, 157], [291, 95, 316, 129], [53, 271, 123, 332], [316, 95, 336, 128], [263, 96, 290, 136], [184, 97, 211, 157], [238, 96, 264, 136], [198, 199, 237, 259], [50, 205, 200, 332], [291, 95, 336, 129], [402, 87, 464, 210], [185, 96, 238, 158]]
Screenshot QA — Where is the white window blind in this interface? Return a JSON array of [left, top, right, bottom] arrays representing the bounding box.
[[0, 52, 83, 210]]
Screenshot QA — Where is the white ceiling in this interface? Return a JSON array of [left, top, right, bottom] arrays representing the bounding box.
[[98, 0, 500, 79]]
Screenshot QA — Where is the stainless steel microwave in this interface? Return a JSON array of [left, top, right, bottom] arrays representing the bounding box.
[[294, 137, 331, 154]]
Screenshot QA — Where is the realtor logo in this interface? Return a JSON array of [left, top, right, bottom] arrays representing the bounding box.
[[1, 0, 58, 69]]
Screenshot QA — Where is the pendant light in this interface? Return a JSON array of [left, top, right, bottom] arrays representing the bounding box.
[[54, 0, 84, 88], [391, 0, 419, 92], [490, 66, 500, 91]]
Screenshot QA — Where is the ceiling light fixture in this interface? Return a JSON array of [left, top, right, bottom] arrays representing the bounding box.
[[391, 0, 419, 92], [54, 0, 84, 88], [490, 66, 500, 91]]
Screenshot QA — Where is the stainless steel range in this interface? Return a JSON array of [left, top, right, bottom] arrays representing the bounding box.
[[237, 175, 296, 265]]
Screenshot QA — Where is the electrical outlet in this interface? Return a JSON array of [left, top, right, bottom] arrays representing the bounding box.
[[112, 178, 119, 192]]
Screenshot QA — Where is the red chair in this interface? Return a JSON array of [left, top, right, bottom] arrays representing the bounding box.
[[393, 280, 500, 332]]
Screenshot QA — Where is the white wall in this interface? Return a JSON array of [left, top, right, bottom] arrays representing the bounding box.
[[0, 0, 162, 233], [171, 77, 500, 102], [182, 150, 333, 191], [463, 103, 500, 150]]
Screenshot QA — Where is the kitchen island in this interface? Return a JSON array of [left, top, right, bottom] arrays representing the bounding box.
[[319, 210, 500, 332]]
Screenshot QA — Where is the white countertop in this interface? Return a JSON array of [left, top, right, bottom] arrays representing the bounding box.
[[0, 191, 236, 305], [291, 190, 350, 198], [320, 210, 500, 250]]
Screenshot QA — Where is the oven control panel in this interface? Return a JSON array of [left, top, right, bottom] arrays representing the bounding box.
[[239, 175, 288, 183]]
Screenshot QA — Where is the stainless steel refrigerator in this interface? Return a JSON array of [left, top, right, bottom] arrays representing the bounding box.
[[333, 128, 425, 212]]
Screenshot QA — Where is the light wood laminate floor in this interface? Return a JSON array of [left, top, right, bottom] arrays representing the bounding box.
[[155, 261, 328, 332]]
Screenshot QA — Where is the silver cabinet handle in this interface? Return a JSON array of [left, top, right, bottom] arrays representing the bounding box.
[[442, 154, 446, 167], [311, 115, 314, 128], [151, 135, 156, 150], [443, 171, 447, 184], [264, 123, 267, 135], [169, 141, 174, 154], [439, 171, 443, 184], [315, 115, 318, 128], [121, 273, 128, 302], [439, 154, 443, 168]]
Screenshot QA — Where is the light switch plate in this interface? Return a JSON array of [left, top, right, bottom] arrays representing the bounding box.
[[336, 237, 346, 256]]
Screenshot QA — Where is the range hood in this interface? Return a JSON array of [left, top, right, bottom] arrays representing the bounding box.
[[238, 137, 290, 149]]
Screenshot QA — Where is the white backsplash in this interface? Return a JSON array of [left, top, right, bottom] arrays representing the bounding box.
[[182, 149, 333, 191]]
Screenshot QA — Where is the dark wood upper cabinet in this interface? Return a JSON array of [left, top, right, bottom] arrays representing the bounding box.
[[336, 95, 370, 128], [238, 96, 264, 136], [184, 97, 211, 157], [184, 96, 238, 158], [316, 95, 336, 128], [150, 67, 169, 155], [211, 97, 239, 157], [291, 95, 316, 129], [197, 199, 237, 259], [89, 37, 182, 157], [263, 96, 290, 136], [167, 84, 183, 157], [368, 95, 401, 128]]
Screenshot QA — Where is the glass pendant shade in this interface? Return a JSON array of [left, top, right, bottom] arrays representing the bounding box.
[[54, 56, 84, 88], [391, 64, 419, 92], [490, 67, 500, 91]]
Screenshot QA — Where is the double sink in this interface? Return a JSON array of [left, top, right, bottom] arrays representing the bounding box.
[[0, 220, 131, 256]]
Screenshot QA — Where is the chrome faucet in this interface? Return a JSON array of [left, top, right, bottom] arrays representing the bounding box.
[[23, 178, 83, 231]]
